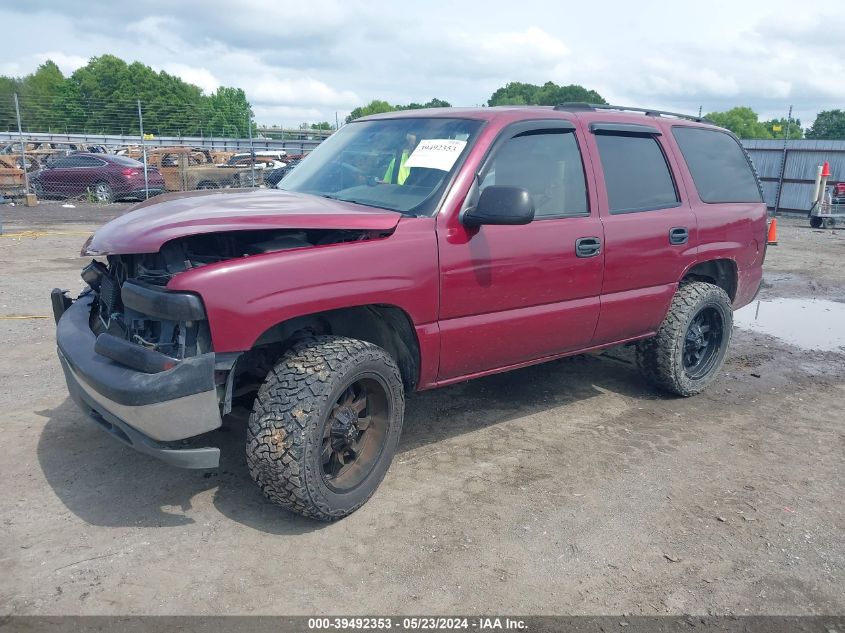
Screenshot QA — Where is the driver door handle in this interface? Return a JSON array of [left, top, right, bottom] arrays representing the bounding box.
[[669, 227, 689, 245], [575, 236, 602, 258]]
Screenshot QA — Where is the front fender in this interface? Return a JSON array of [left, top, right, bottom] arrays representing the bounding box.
[[166, 217, 439, 353]]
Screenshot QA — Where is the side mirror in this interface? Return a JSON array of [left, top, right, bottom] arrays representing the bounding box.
[[462, 185, 535, 227]]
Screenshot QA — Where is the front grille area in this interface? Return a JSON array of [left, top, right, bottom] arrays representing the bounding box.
[[86, 255, 209, 359], [98, 272, 121, 316]]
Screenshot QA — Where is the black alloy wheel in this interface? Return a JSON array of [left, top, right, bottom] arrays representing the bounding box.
[[683, 306, 724, 379], [321, 377, 390, 493]]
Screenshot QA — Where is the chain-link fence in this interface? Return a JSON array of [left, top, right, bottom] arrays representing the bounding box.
[[0, 93, 327, 204]]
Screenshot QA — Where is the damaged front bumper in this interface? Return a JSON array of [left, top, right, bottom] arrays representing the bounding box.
[[53, 290, 222, 469]]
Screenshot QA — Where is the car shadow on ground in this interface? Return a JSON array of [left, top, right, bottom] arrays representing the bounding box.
[[36, 349, 656, 534]]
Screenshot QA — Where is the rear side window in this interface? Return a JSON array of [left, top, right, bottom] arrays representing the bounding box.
[[76, 156, 106, 167], [109, 155, 144, 167], [49, 157, 74, 169], [671, 127, 762, 203], [60, 156, 91, 168], [594, 134, 679, 214]]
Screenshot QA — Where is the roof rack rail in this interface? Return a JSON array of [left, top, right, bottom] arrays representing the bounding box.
[[554, 103, 711, 123]]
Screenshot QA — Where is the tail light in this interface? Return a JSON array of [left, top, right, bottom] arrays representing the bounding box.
[[121, 167, 140, 176]]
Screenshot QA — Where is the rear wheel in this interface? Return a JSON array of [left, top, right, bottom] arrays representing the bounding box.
[[196, 181, 219, 190], [31, 179, 45, 198], [824, 217, 836, 229], [810, 216, 823, 228], [246, 336, 404, 521], [93, 181, 113, 203], [636, 281, 733, 397]]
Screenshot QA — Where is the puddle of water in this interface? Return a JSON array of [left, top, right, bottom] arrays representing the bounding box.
[[733, 298, 845, 352]]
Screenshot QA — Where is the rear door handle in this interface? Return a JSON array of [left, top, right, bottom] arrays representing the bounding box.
[[669, 227, 689, 245], [575, 236, 602, 258]]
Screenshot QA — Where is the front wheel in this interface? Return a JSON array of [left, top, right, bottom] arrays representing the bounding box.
[[636, 281, 733, 397], [810, 216, 823, 228], [92, 181, 113, 203], [246, 336, 405, 521]]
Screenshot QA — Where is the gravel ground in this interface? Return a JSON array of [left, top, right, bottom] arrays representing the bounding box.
[[0, 205, 843, 616]]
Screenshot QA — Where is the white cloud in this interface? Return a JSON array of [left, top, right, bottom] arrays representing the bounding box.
[[251, 77, 358, 107], [0, 0, 843, 127], [33, 52, 87, 75], [161, 64, 221, 94]]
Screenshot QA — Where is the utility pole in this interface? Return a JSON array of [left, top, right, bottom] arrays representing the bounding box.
[[137, 100, 150, 199], [335, 111, 340, 130], [13, 94, 29, 195], [773, 105, 793, 216]]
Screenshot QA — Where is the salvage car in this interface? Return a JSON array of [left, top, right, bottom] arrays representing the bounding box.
[[265, 158, 302, 187], [0, 155, 26, 197], [32, 153, 165, 202], [142, 147, 255, 191], [52, 104, 767, 520], [226, 151, 287, 169]]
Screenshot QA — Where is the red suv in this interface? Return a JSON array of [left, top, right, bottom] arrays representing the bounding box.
[[52, 104, 767, 520]]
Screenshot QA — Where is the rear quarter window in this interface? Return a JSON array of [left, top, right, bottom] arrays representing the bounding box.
[[594, 133, 679, 214], [671, 127, 762, 203]]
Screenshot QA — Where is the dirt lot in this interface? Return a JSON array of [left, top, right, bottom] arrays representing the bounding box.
[[0, 202, 843, 616]]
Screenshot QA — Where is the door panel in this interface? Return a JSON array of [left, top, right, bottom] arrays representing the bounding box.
[[438, 217, 603, 378], [583, 126, 699, 343], [79, 157, 106, 194], [436, 122, 604, 381], [593, 207, 698, 341], [39, 159, 71, 194]]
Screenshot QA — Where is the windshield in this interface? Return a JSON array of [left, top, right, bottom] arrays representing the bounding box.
[[278, 117, 483, 215]]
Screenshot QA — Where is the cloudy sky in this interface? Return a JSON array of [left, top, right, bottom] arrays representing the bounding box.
[[1, 0, 844, 127]]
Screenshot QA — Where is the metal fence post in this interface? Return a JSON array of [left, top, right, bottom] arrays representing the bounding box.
[[13, 93, 30, 196], [773, 105, 792, 216], [137, 99, 149, 199], [247, 114, 256, 188]]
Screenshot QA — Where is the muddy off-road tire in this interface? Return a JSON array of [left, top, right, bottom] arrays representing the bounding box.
[[246, 336, 404, 521], [636, 281, 733, 397]]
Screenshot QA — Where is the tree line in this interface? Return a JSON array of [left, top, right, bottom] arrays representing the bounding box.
[[3, 63, 844, 140], [699, 107, 845, 140], [0, 55, 254, 137], [346, 82, 845, 140]]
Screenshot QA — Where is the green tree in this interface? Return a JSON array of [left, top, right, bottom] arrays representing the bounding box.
[[205, 87, 254, 137], [0, 75, 20, 131], [345, 98, 452, 123], [1, 54, 255, 137], [487, 81, 606, 106], [311, 121, 333, 130], [705, 107, 772, 139], [346, 100, 397, 123], [806, 110, 845, 140], [396, 97, 452, 111], [19, 61, 64, 130], [762, 117, 803, 139]]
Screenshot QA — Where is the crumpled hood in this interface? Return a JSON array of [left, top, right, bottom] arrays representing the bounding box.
[[83, 188, 402, 255]]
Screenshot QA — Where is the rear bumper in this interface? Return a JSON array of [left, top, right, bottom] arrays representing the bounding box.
[[55, 292, 222, 469]]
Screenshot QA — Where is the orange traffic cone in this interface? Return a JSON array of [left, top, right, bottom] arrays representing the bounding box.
[[767, 218, 778, 245]]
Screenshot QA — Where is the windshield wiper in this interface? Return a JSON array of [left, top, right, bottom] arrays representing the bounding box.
[[317, 193, 417, 216]]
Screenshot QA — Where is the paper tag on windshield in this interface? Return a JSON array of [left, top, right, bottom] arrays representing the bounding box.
[[403, 139, 467, 171]]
